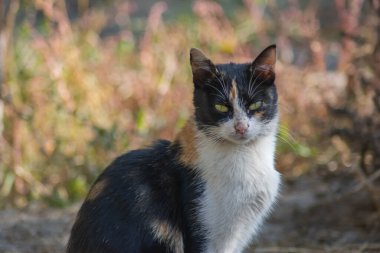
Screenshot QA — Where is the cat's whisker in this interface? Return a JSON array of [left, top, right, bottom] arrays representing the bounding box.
[[249, 71, 265, 97], [250, 75, 274, 99], [249, 90, 265, 99], [278, 126, 297, 144], [197, 67, 229, 98], [215, 75, 229, 99], [204, 83, 228, 100], [250, 81, 267, 99], [212, 67, 228, 97], [247, 67, 258, 97], [276, 133, 297, 153], [219, 75, 229, 99], [210, 93, 228, 101], [200, 127, 226, 144]]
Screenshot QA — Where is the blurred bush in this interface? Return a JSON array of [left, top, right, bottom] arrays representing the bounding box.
[[0, 0, 379, 208]]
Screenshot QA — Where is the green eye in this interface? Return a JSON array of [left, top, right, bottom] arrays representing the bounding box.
[[215, 104, 229, 113], [249, 101, 263, 111]]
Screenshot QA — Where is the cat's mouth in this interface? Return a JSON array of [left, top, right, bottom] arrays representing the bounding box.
[[225, 132, 255, 144]]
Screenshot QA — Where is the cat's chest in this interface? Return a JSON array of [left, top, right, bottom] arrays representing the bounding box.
[[199, 149, 279, 204], [196, 137, 278, 196], [195, 137, 280, 220]]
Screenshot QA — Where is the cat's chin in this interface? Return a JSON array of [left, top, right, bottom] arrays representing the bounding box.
[[223, 134, 257, 145]]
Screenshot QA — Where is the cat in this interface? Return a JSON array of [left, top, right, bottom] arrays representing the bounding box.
[[67, 45, 280, 253]]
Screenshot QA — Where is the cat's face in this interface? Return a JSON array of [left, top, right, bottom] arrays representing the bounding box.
[[190, 45, 278, 145]]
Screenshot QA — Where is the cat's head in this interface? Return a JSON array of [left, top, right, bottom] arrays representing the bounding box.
[[190, 45, 278, 145]]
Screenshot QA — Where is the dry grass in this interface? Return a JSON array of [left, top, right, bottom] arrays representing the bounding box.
[[0, 0, 379, 211]]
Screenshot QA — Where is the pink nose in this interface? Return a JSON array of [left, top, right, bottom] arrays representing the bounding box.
[[234, 122, 248, 135]]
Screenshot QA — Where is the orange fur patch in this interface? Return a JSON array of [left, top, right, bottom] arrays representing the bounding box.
[[150, 219, 183, 252], [229, 79, 238, 103], [87, 179, 108, 201], [255, 111, 265, 119], [175, 119, 197, 166]]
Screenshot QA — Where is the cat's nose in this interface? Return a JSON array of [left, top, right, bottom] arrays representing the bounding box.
[[234, 122, 248, 135]]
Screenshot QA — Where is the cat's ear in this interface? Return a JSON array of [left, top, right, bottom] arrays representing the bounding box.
[[251, 44, 276, 79], [190, 48, 217, 84]]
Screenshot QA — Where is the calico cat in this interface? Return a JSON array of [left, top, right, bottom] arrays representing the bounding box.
[[67, 45, 280, 253]]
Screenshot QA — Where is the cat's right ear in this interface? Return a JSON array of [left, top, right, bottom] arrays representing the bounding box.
[[190, 48, 217, 84], [251, 44, 276, 80]]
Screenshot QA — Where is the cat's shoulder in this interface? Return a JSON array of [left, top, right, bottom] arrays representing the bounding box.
[[108, 139, 173, 166], [98, 139, 182, 182]]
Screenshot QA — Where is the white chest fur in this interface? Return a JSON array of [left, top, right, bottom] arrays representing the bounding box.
[[196, 134, 280, 253]]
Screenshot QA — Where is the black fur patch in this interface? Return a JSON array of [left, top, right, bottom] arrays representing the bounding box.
[[67, 140, 205, 253]]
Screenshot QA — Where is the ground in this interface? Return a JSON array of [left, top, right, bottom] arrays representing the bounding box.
[[0, 169, 379, 253]]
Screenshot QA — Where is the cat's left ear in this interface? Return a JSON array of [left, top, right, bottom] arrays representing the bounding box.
[[251, 44, 276, 79]]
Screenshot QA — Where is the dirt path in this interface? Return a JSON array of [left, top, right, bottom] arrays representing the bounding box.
[[251, 170, 380, 253], [0, 170, 379, 253]]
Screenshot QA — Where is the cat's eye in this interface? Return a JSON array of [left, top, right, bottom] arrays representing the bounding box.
[[215, 104, 229, 113], [249, 101, 263, 111]]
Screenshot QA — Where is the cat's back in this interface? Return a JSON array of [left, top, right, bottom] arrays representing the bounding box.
[[67, 140, 185, 253]]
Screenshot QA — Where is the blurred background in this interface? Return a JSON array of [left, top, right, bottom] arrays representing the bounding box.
[[0, 0, 379, 252]]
